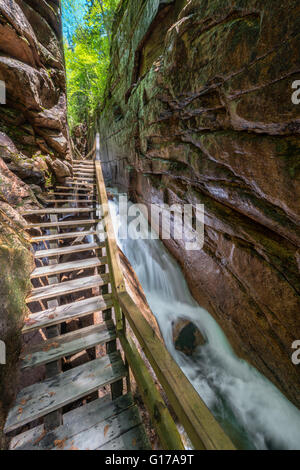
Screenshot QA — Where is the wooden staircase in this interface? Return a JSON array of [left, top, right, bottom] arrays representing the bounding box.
[[4, 136, 237, 451], [4, 158, 150, 450]]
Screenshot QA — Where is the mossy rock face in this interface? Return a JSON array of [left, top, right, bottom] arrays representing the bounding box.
[[0, 214, 33, 449], [99, 0, 300, 408]]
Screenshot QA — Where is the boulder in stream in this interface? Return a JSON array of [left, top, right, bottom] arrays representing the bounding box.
[[173, 319, 206, 356]]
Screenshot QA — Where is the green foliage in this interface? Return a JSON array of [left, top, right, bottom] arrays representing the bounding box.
[[62, 0, 119, 130]]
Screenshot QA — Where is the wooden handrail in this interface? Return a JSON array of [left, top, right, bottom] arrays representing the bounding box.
[[118, 332, 185, 450], [95, 159, 125, 331], [94, 134, 236, 451], [118, 291, 235, 450]]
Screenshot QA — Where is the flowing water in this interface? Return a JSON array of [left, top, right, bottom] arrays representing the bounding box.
[[100, 190, 300, 450]]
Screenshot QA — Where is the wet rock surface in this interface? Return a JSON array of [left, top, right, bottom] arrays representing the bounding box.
[[173, 319, 206, 356], [100, 0, 300, 407], [0, 199, 34, 449]]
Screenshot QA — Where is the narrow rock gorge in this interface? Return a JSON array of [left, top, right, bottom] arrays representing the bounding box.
[[0, 0, 70, 446], [99, 0, 300, 408]]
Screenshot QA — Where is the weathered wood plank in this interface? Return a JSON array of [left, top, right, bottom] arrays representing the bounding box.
[[30, 230, 98, 242], [119, 333, 184, 450], [23, 294, 113, 332], [48, 192, 93, 197], [72, 168, 94, 171], [34, 242, 104, 258], [57, 182, 96, 187], [45, 199, 96, 204], [70, 180, 95, 185], [26, 219, 101, 229], [4, 352, 127, 433], [22, 208, 96, 215], [70, 176, 95, 181], [118, 291, 236, 450], [44, 213, 62, 430], [14, 401, 142, 450], [54, 186, 94, 191], [50, 406, 142, 450], [73, 176, 95, 180], [30, 256, 106, 278], [73, 163, 94, 166], [21, 321, 116, 369], [26, 273, 110, 302], [97, 424, 151, 450], [66, 171, 95, 181], [9, 394, 132, 450]]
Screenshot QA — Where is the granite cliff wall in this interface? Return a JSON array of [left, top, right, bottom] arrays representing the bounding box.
[[99, 0, 300, 407], [0, 0, 72, 185]]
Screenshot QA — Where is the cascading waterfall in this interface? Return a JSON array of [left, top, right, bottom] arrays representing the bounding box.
[[103, 190, 300, 450]]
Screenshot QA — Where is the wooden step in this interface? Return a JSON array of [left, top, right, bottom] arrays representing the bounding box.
[[22, 208, 96, 216], [4, 351, 127, 433], [73, 175, 95, 179], [30, 256, 106, 278], [34, 242, 103, 259], [70, 176, 95, 180], [20, 321, 116, 369], [72, 170, 95, 174], [49, 192, 93, 197], [27, 273, 110, 303], [11, 398, 150, 450], [45, 200, 96, 204], [26, 219, 101, 229], [72, 164, 94, 168], [9, 395, 111, 449], [70, 178, 95, 183], [65, 183, 96, 188], [97, 424, 151, 450], [65, 181, 96, 185], [55, 186, 94, 191], [57, 182, 96, 188], [30, 230, 98, 243], [67, 181, 95, 186], [9, 394, 134, 449], [23, 294, 113, 332]]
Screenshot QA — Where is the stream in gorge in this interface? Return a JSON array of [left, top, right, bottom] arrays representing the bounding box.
[[97, 190, 300, 450]]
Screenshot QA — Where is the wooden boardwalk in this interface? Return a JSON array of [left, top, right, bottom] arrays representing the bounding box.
[[4, 136, 236, 451], [4, 158, 150, 450]]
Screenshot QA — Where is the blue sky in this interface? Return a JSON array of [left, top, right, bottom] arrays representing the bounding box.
[[62, 0, 87, 43]]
